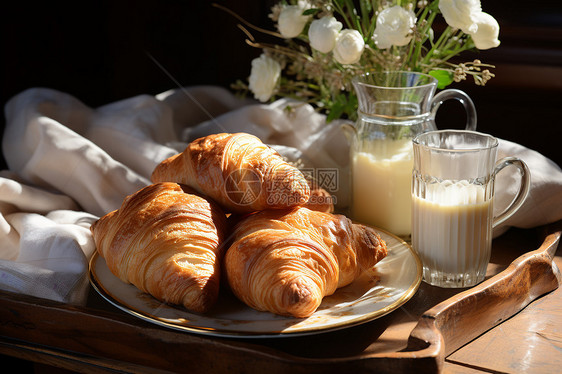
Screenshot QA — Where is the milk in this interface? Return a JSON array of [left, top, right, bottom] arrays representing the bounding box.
[[351, 139, 413, 237], [411, 181, 493, 286]]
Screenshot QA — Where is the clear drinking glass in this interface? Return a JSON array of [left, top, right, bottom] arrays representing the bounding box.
[[411, 130, 530, 288], [350, 71, 477, 239]]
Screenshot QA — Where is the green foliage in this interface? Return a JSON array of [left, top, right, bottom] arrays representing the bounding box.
[[429, 70, 454, 89], [224, 0, 496, 122]]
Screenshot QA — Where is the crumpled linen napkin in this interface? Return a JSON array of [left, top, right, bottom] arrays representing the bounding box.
[[2, 86, 562, 305]]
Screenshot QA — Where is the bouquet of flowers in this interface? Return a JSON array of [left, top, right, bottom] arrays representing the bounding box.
[[221, 0, 500, 121]]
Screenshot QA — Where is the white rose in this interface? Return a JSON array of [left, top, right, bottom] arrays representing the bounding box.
[[372, 5, 416, 49], [308, 16, 342, 53], [333, 29, 365, 65], [438, 0, 481, 34], [469, 12, 500, 50], [278, 5, 310, 38], [248, 54, 281, 102]]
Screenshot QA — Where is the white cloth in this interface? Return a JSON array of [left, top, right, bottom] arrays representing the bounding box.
[[2, 86, 562, 304]]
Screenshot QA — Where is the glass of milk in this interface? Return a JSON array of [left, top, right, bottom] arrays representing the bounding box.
[[350, 71, 477, 240], [411, 130, 530, 288]]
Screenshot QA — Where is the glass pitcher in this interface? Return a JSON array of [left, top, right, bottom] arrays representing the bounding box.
[[350, 71, 477, 239]]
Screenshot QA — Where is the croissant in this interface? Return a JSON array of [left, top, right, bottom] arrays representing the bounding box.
[[151, 133, 311, 214], [224, 207, 387, 318], [90, 182, 228, 313], [304, 187, 335, 213]]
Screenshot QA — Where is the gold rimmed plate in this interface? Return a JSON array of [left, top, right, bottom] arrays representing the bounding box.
[[88, 229, 422, 338]]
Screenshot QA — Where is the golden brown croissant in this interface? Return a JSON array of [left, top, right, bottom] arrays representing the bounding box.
[[304, 187, 335, 213], [224, 207, 387, 318], [90, 182, 228, 314], [151, 133, 311, 214]]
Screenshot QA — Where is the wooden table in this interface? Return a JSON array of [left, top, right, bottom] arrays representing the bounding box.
[[1, 222, 560, 374]]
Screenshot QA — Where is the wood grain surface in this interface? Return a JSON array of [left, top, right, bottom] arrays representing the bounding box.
[[0, 224, 560, 373]]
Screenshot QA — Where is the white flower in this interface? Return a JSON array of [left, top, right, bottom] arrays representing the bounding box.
[[308, 16, 343, 53], [372, 5, 416, 49], [438, 0, 481, 34], [277, 5, 310, 38], [333, 29, 365, 65], [248, 54, 281, 102], [469, 12, 500, 50]]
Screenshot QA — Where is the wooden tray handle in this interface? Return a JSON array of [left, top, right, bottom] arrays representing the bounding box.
[[0, 228, 558, 374], [399, 228, 561, 373]]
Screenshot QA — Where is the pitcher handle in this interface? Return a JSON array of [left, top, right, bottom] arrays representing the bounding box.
[[492, 157, 531, 228], [430, 89, 477, 131]]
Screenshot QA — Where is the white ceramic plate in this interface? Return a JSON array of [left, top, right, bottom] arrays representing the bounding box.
[[89, 229, 422, 338]]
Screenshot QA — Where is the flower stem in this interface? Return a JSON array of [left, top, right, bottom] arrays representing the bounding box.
[[212, 3, 282, 39], [421, 25, 453, 67], [332, 1, 355, 31]]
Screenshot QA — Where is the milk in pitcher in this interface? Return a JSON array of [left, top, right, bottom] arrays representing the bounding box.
[[352, 138, 413, 237]]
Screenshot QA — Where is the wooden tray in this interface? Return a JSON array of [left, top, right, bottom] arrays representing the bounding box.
[[0, 224, 560, 373]]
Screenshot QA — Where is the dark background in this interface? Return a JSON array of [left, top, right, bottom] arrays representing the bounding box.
[[0, 1, 561, 372], [2, 0, 562, 168]]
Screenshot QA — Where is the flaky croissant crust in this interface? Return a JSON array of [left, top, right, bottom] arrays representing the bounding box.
[[151, 133, 311, 214], [90, 182, 228, 313], [224, 207, 387, 318]]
